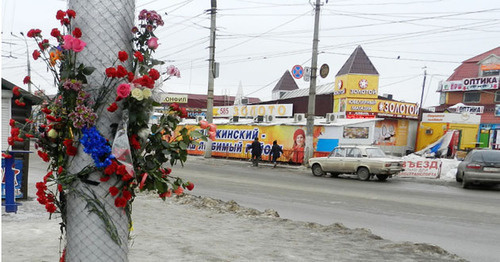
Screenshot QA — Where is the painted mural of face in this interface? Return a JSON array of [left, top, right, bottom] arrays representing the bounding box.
[[295, 134, 305, 148]]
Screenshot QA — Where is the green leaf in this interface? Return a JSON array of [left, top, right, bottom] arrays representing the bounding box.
[[150, 59, 165, 66], [82, 66, 96, 75], [179, 141, 187, 150], [190, 130, 203, 139]]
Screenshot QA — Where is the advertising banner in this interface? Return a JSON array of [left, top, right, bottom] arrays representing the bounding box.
[[462, 76, 499, 91], [185, 124, 324, 164], [213, 104, 293, 117], [398, 159, 442, 178], [1, 158, 24, 199], [374, 119, 408, 146], [344, 98, 418, 119]]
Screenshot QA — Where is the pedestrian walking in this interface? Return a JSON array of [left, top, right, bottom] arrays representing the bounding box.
[[270, 140, 283, 168], [251, 137, 262, 166]]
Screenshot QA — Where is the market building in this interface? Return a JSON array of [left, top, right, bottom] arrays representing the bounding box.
[[430, 46, 500, 150]]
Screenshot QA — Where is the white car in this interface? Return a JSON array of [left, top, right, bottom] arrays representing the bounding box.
[[308, 145, 404, 181]]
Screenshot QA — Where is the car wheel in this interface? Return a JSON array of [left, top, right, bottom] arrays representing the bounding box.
[[330, 172, 339, 178], [461, 174, 469, 189], [357, 167, 370, 181], [312, 164, 325, 177], [455, 171, 462, 182], [376, 174, 389, 181]]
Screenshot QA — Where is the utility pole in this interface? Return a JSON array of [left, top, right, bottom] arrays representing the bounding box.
[[204, 0, 217, 158], [304, 0, 322, 165], [16, 32, 32, 93], [414, 67, 427, 152]]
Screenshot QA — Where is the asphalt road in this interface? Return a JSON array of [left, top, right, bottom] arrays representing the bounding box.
[[174, 156, 500, 262]]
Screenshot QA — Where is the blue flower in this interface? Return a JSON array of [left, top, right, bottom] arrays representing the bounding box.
[[80, 127, 113, 168]]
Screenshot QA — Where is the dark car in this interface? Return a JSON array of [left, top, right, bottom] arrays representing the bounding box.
[[456, 149, 500, 188]]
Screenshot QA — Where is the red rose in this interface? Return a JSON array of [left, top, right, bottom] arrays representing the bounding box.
[[23, 76, 31, 84], [107, 102, 118, 112], [9, 119, 16, 127], [66, 9, 76, 18], [56, 10, 66, 20], [12, 86, 21, 97], [132, 75, 154, 89], [159, 190, 172, 198], [72, 27, 82, 38], [105, 67, 117, 78], [109, 186, 119, 196], [114, 197, 127, 208], [58, 184, 63, 192], [186, 182, 194, 191], [118, 51, 128, 62], [116, 65, 128, 78], [170, 103, 179, 111], [32, 50, 41, 60], [51, 28, 61, 38], [148, 68, 160, 80], [134, 51, 144, 62]]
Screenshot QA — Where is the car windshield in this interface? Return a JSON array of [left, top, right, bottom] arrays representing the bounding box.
[[365, 148, 386, 158], [480, 151, 500, 163]]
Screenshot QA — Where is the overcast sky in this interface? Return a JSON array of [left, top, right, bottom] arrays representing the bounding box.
[[2, 0, 499, 107]]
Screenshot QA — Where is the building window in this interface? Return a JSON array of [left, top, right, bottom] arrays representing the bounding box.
[[463, 92, 480, 103], [495, 91, 500, 103], [482, 70, 499, 77], [439, 92, 446, 105]]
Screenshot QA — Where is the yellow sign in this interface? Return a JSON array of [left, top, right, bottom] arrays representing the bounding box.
[[161, 94, 188, 104], [344, 98, 418, 119], [334, 74, 379, 99]]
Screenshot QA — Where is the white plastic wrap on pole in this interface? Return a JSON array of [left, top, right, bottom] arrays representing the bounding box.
[[65, 1, 134, 261]]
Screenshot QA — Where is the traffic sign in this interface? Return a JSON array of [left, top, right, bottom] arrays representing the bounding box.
[[292, 65, 304, 79], [320, 64, 329, 78], [304, 67, 311, 82]]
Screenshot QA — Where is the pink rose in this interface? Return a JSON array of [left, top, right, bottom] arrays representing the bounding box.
[[147, 37, 159, 50], [71, 38, 86, 52], [116, 83, 131, 98], [62, 35, 74, 50]]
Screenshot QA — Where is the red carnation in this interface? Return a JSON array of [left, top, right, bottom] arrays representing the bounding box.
[[104, 161, 118, 175], [134, 51, 144, 62], [100, 176, 111, 182], [132, 75, 154, 89], [66, 146, 77, 156], [66, 9, 76, 18], [174, 186, 184, 196], [179, 107, 188, 118], [51, 28, 61, 38], [114, 197, 127, 208], [41, 107, 52, 114], [15, 99, 26, 107], [61, 18, 70, 26], [107, 102, 118, 112], [25, 134, 35, 138], [116, 165, 127, 176], [122, 190, 132, 201], [130, 134, 141, 149], [159, 190, 172, 198], [23, 76, 31, 84], [127, 72, 135, 82], [27, 29, 41, 38], [7, 137, 14, 146], [105, 67, 117, 78], [9, 119, 16, 127], [148, 68, 160, 80], [72, 27, 82, 38], [32, 50, 41, 60], [56, 10, 66, 20], [38, 39, 49, 51], [45, 203, 57, 213], [116, 65, 128, 78], [38, 150, 50, 162], [2, 153, 12, 159], [109, 186, 119, 196], [122, 172, 133, 181], [118, 51, 128, 62], [58, 184, 63, 192], [12, 86, 21, 97]]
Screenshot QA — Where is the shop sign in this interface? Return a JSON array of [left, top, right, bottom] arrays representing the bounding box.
[[422, 113, 481, 124], [462, 76, 499, 91], [213, 104, 293, 117], [398, 159, 441, 178], [439, 81, 464, 92], [481, 64, 500, 71], [456, 105, 484, 114], [345, 99, 418, 119], [161, 94, 188, 104]]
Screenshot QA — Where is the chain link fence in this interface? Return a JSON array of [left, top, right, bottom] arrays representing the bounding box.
[[65, 0, 135, 261]]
